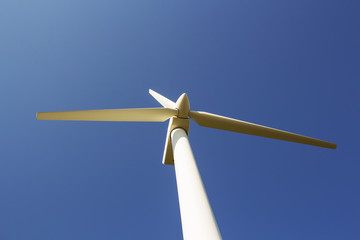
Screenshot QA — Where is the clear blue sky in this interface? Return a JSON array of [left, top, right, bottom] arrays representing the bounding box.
[[1, 1, 359, 239]]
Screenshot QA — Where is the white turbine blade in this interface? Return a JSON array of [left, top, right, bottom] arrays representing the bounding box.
[[189, 111, 337, 149], [37, 108, 177, 122], [149, 89, 176, 109]]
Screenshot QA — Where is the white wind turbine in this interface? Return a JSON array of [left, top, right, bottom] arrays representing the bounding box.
[[37, 89, 336, 240]]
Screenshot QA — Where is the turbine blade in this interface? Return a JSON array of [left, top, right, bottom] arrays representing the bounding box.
[[149, 89, 176, 109], [37, 108, 177, 122], [189, 111, 337, 149]]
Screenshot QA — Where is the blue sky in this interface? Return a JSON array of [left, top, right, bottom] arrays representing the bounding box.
[[1, 1, 359, 239]]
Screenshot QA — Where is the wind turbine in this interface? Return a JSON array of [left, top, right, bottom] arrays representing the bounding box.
[[37, 89, 336, 240]]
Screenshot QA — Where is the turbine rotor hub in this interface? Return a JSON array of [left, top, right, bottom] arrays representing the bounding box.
[[175, 93, 190, 118]]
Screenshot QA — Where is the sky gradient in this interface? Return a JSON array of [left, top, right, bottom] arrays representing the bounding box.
[[1, 1, 360, 239]]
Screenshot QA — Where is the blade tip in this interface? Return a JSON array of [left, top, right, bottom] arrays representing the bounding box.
[[36, 112, 46, 120], [324, 142, 337, 149]]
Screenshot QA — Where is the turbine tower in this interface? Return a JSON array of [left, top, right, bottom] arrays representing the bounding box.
[[37, 89, 336, 240]]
